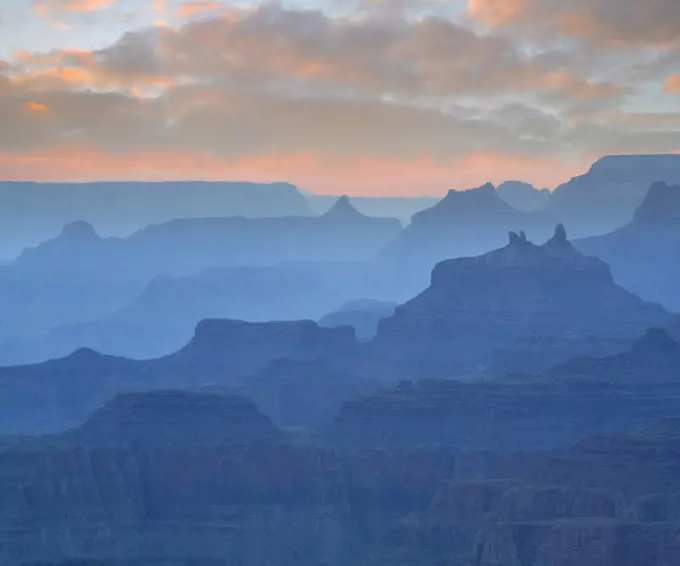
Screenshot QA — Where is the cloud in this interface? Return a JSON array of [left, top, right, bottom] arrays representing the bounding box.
[[665, 75, 680, 94], [177, 1, 222, 16], [466, 0, 680, 47], [1, 3, 677, 192], [34, 0, 117, 15], [25, 101, 49, 113]]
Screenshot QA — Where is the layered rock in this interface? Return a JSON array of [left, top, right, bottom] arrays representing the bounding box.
[[376, 420, 680, 566], [364, 225, 670, 380], [70, 391, 286, 447], [328, 379, 680, 451], [167, 318, 357, 379], [0, 434, 462, 566]]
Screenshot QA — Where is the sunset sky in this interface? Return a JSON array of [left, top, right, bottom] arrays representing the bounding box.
[[1, 0, 679, 195]]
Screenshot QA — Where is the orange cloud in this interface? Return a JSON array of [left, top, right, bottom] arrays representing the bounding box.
[[466, 0, 525, 27], [177, 1, 222, 16], [24, 101, 49, 113], [664, 75, 680, 94], [35, 0, 116, 15], [0, 145, 588, 195], [466, 0, 680, 47]]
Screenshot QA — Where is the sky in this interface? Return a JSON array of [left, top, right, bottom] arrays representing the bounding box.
[[0, 0, 679, 195]]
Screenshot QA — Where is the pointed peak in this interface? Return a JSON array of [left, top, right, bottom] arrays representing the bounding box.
[[548, 223, 568, 245], [323, 195, 364, 220]]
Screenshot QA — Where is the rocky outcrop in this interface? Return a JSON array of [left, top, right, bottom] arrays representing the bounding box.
[[167, 318, 358, 379], [548, 328, 680, 382], [576, 182, 680, 311], [364, 225, 670, 380]]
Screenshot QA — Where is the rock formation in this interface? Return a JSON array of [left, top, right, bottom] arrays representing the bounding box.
[[327, 378, 680, 451], [364, 225, 670, 380]]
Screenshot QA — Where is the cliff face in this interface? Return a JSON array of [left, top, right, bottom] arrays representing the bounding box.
[[1, 391, 680, 566], [70, 391, 286, 447], [576, 182, 680, 312], [0, 443, 462, 566], [363, 226, 670, 380], [374, 421, 680, 566], [548, 328, 680, 382], [166, 318, 358, 380], [327, 379, 680, 451]]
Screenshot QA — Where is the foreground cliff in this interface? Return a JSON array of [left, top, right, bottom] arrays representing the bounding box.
[[1, 391, 680, 566]]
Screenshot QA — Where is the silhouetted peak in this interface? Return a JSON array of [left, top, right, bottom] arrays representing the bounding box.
[[322, 195, 364, 220], [630, 328, 680, 357], [60, 220, 98, 241], [508, 230, 528, 246], [49, 346, 121, 369], [496, 181, 551, 211], [69, 346, 106, 360], [633, 182, 680, 224], [547, 223, 568, 245]]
